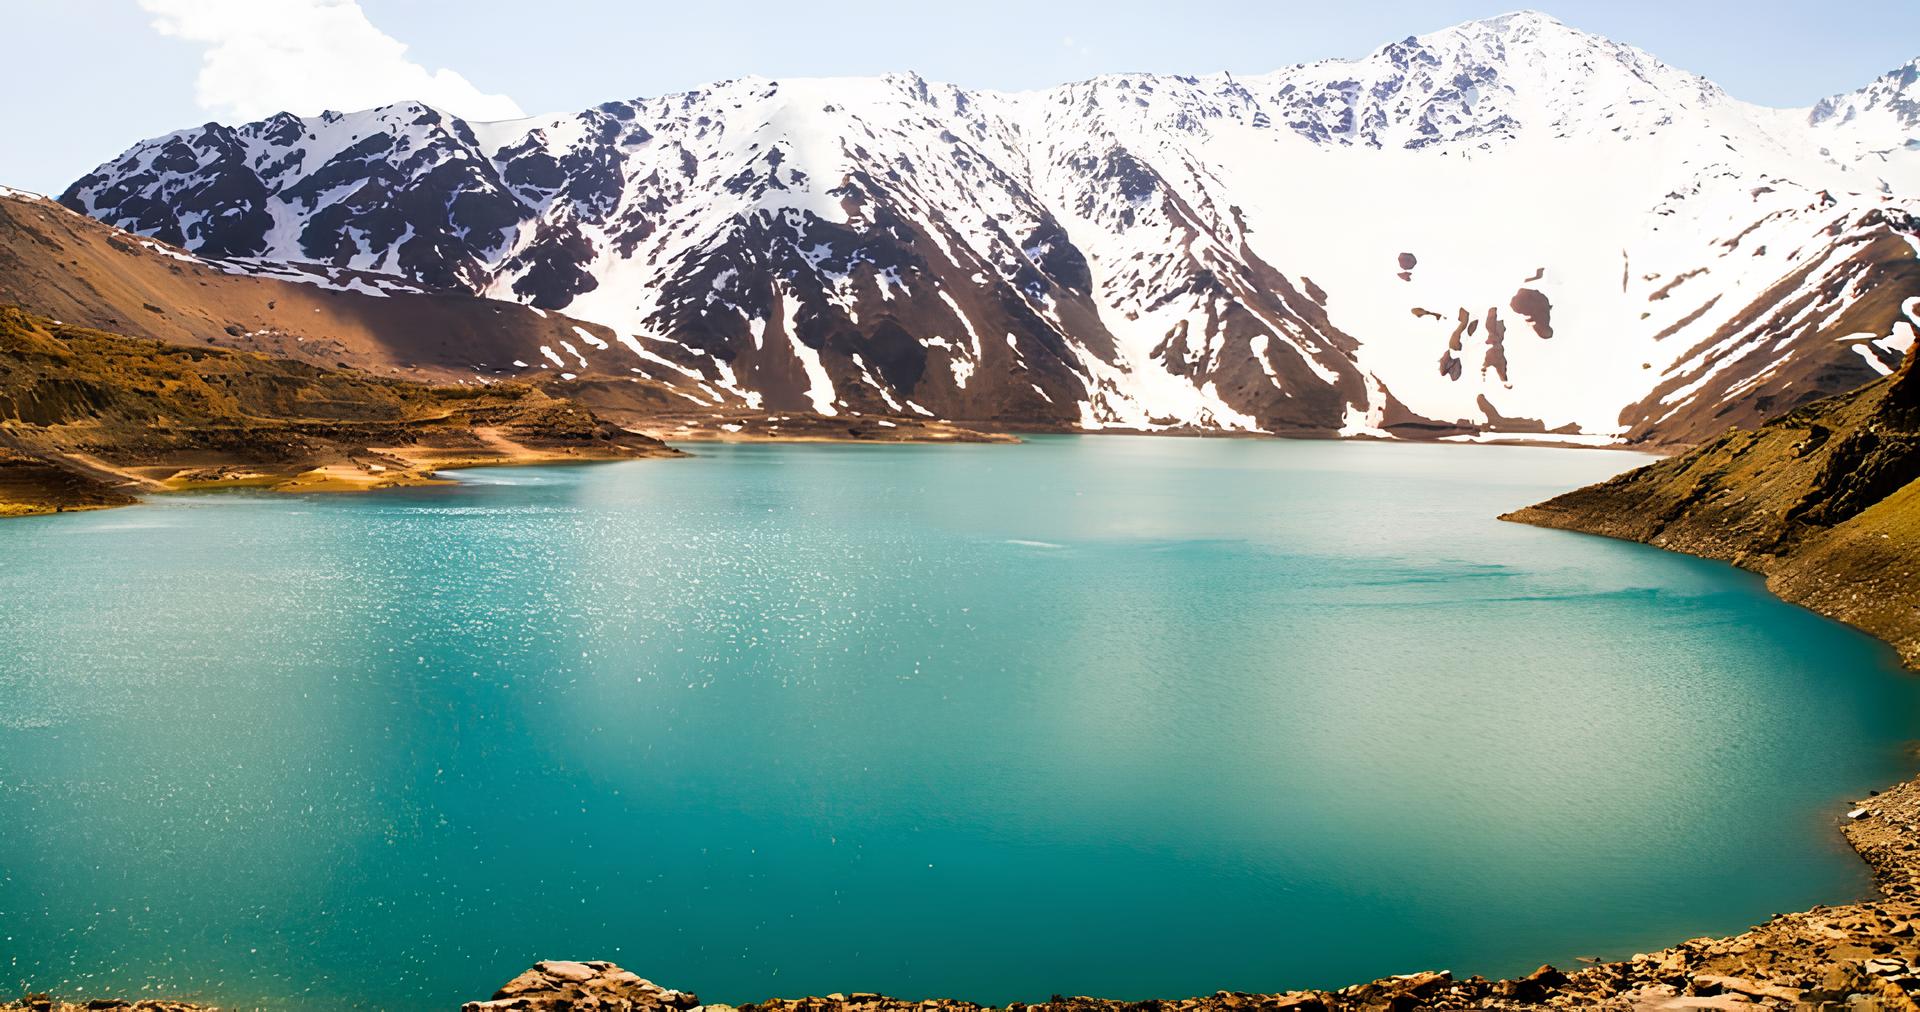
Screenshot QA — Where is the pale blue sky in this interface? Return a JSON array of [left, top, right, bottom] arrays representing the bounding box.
[[7, 0, 1920, 195]]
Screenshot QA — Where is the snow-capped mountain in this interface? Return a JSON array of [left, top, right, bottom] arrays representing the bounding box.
[[59, 10, 1920, 443]]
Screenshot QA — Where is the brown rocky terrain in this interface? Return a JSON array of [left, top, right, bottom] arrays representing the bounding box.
[[0, 305, 678, 516], [0, 190, 1009, 444], [1504, 339, 1920, 668], [0, 443, 137, 516], [0, 189, 640, 387], [1615, 218, 1920, 447]]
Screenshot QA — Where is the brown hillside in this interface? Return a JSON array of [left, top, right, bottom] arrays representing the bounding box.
[[0, 190, 714, 394], [0, 190, 1008, 443], [0, 306, 677, 516], [1506, 346, 1920, 665]]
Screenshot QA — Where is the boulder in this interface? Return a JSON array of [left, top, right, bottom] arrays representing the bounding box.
[[463, 960, 699, 1012]]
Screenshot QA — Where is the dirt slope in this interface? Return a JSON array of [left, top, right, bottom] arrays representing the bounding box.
[[0, 305, 677, 516], [0, 190, 1011, 442]]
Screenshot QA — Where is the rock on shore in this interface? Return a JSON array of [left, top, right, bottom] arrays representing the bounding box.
[[13, 802, 1920, 1012], [451, 941, 1920, 1011], [459, 784, 1920, 1010], [462, 960, 702, 1011]]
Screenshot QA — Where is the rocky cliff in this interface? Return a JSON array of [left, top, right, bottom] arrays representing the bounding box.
[[0, 189, 1017, 442]]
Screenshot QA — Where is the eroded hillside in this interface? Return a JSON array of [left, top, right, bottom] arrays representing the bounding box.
[[0, 305, 677, 516]]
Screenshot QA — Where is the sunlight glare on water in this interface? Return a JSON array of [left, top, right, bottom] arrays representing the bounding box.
[[1, 436, 1916, 1009]]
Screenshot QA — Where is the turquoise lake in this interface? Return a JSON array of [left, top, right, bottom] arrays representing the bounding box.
[[2, 436, 1917, 1009]]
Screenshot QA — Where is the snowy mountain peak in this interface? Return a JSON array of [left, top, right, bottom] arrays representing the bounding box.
[[1395, 8, 1577, 51], [1256, 10, 1725, 150], [1812, 56, 1920, 128], [53, 17, 1920, 445], [1476, 9, 1566, 28], [1804, 55, 1920, 194]]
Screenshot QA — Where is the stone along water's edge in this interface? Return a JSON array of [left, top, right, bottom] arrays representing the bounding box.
[[10, 782, 1914, 1011], [452, 773, 1920, 1010]]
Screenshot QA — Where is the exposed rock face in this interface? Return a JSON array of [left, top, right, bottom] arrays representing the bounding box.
[[0, 445, 137, 516], [1616, 222, 1920, 445], [1507, 289, 1553, 340], [1849, 774, 1920, 906], [0, 189, 1034, 439], [49, 11, 1920, 444], [1505, 342, 1920, 667]]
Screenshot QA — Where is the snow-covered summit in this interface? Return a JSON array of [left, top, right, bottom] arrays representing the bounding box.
[[55, 13, 1920, 443], [1812, 57, 1920, 129], [1248, 9, 1727, 149], [1805, 56, 1920, 194]]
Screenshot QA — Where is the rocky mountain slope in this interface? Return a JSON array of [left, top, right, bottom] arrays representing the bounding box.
[[54, 12, 1920, 444], [0, 187, 1013, 442], [1505, 325, 1920, 666], [0, 186, 715, 402], [0, 305, 675, 516]]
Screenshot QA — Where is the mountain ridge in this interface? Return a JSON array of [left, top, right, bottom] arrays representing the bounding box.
[[54, 12, 1920, 445]]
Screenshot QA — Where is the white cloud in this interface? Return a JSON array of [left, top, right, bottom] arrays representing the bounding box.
[[138, 0, 524, 123]]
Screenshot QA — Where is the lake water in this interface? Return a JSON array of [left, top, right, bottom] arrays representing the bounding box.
[[1, 436, 1917, 1010]]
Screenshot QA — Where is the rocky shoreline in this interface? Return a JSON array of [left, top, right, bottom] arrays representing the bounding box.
[[11, 776, 1913, 1010], [447, 773, 1920, 1010], [452, 782, 1920, 1011]]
